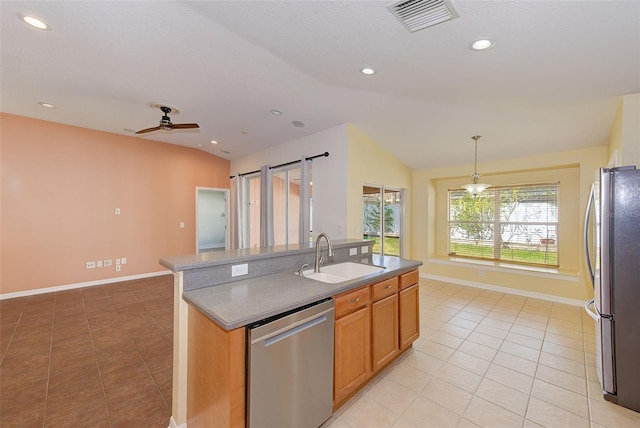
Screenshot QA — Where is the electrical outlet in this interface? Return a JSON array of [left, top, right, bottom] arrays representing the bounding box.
[[115, 258, 121, 265], [361, 246, 369, 254], [180, 222, 185, 228], [86, 261, 96, 269], [104, 259, 112, 267], [349, 248, 358, 256], [96, 260, 103, 268], [231, 263, 248, 277], [115, 208, 121, 215], [116, 265, 121, 272], [121, 257, 127, 265], [478, 269, 485, 277]]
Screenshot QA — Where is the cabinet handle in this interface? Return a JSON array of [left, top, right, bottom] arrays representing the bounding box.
[[348, 297, 360, 304], [384, 284, 392, 289]]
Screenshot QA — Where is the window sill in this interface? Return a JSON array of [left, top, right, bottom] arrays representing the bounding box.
[[428, 257, 579, 282]]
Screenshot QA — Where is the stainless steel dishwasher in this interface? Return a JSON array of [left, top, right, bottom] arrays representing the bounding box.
[[247, 298, 334, 428]]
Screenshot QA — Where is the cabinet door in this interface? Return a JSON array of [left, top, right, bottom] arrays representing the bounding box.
[[334, 306, 371, 405], [399, 284, 420, 350], [372, 294, 399, 373]]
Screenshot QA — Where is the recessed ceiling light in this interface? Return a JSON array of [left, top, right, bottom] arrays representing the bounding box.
[[196, 144, 203, 148], [210, 140, 218, 145], [21, 15, 50, 30], [360, 67, 376, 75], [38, 102, 56, 109], [271, 109, 283, 115], [242, 130, 248, 135], [470, 39, 495, 51], [292, 121, 305, 127]]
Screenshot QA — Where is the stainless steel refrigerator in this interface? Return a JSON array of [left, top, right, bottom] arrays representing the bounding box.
[[584, 166, 640, 412]]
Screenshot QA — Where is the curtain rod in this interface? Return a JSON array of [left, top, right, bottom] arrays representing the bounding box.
[[229, 151, 329, 179]]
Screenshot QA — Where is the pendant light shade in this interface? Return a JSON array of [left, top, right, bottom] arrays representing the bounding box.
[[461, 135, 490, 196]]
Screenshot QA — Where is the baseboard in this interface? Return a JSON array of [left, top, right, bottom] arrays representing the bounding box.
[[0, 270, 173, 300], [169, 416, 187, 428], [420, 273, 585, 307]]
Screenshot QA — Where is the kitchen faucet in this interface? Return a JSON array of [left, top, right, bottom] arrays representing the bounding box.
[[314, 233, 333, 273]]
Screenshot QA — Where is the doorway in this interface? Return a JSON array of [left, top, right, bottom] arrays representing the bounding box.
[[196, 187, 229, 253], [362, 186, 403, 257]]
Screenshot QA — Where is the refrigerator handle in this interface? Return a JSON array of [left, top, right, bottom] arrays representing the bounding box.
[[584, 182, 595, 286], [584, 299, 599, 321]]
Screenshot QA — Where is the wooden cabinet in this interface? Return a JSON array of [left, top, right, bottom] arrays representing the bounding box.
[[371, 277, 398, 301], [334, 302, 371, 405], [371, 293, 399, 372], [334, 285, 370, 317], [371, 276, 399, 374], [187, 306, 246, 428], [399, 270, 420, 350], [333, 271, 420, 407]]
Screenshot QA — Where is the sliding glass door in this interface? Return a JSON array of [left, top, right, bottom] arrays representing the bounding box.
[[362, 186, 402, 257], [273, 166, 301, 246], [241, 165, 312, 248], [243, 174, 261, 248]]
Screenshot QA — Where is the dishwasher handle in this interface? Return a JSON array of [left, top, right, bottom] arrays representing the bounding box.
[[264, 314, 328, 347], [250, 306, 334, 345]]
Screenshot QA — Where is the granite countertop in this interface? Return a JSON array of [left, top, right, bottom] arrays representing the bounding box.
[[183, 255, 422, 330]]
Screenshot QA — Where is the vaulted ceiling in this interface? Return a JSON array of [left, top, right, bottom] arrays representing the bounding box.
[[2, 1, 639, 170]]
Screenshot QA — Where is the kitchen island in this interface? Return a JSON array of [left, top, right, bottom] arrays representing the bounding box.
[[160, 240, 422, 428]]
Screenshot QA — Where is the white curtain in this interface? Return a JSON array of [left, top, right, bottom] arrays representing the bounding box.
[[229, 175, 244, 249], [299, 156, 312, 245], [259, 165, 274, 247]]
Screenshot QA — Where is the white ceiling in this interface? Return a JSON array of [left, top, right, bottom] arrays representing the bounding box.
[[2, 1, 639, 170]]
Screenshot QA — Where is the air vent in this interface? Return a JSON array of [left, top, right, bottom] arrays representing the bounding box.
[[388, 0, 459, 33]]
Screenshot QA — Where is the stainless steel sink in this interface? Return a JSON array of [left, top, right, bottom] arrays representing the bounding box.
[[302, 262, 384, 283]]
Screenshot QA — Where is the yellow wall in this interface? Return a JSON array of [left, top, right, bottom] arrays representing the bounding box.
[[608, 99, 624, 166], [411, 146, 607, 302], [346, 124, 412, 255], [609, 94, 640, 167]]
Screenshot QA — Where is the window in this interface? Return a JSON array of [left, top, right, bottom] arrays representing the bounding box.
[[448, 183, 559, 267]]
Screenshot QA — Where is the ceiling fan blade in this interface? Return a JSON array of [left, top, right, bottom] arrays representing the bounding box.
[[170, 123, 200, 130], [135, 126, 162, 134]]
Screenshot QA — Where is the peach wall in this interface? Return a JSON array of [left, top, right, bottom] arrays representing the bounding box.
[[1, 113, 230, 295]]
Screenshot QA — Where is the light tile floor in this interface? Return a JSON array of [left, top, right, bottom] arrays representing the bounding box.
[[324, 278, 640, 428]]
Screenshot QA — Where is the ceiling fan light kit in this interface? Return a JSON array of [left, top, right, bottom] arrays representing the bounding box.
[[461, 135, 490, 196], [135, 105, 200, 135]]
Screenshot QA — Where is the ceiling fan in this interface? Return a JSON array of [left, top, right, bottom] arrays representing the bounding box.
[[135, 106, 199, 134]]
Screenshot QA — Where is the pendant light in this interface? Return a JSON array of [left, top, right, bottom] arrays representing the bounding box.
[[461, 135, 490, 196]]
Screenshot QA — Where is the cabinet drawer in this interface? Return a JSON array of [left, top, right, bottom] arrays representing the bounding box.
[[371, 277, 398, 301], [399, 270, 419, 290], [334, 286, 370, 318]]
